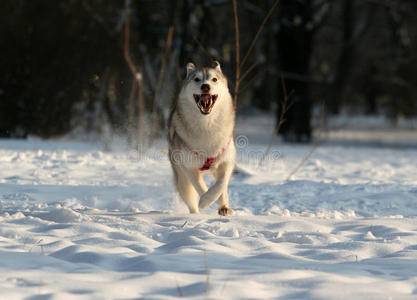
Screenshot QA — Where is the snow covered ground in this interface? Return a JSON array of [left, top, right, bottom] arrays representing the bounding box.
[[1, 115, 417, 299]]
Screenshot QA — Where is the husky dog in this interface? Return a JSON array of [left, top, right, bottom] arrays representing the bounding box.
[[168, 61, 236, 216]]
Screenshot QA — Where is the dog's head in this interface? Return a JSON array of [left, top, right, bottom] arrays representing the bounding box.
[[181, 61, 229, 115]]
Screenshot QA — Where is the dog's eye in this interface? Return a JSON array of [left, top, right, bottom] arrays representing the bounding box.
[[194, 78, 201, 82], [212, 78, 217, 82]]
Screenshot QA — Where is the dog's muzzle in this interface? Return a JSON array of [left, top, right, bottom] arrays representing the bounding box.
[[193, 94, 218, 115]]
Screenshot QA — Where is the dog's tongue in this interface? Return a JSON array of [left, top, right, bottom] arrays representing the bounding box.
[[200, 94, 211, 108]]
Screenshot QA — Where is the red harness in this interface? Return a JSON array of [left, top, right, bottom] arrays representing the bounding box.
[[187, 136, 233, 171]]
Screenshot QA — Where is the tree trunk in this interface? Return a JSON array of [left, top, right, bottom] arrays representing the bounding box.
[[253, 1, 276, 111], [276, 0, 313, 142], [328, 0, 355, 115]]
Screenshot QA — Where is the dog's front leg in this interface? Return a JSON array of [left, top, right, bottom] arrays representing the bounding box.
[[181, 166, 208, 196], [199, 162, 233, 210]]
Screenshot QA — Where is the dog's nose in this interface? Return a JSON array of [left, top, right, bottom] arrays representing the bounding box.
[[201, 84, 210, 93]]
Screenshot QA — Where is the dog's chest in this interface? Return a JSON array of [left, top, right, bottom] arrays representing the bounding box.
[[184, 117, 230, 152]]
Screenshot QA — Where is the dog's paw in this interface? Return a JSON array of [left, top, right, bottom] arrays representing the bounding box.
[[218, 205, 232, 216]]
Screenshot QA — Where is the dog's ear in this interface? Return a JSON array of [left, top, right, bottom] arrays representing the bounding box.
[[186, 62, 196, 77], [213, 60, 222, 73]]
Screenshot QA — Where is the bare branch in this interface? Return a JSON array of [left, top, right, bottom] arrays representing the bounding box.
[[285, 102, 326, 181], [232, 0, 240, 108], [140, 49, 157, 91], [193, 35, 214, 62], [274, 70, 330, 85], [238, 69, 263, 95], [137, 72, 145, 149], [353, 3, 374, 40], [258, 76, 293, 167], [150, 26, 174, 147], [239, 62, 257, 84], [233, 0, 280, 108], [123, 0, 145, 148], [81, 2, 114, 36], [310, 1, 332, 33], [123, 0, 139, 81], [127, 79, 137, 144], [239, 0, 280, 70]]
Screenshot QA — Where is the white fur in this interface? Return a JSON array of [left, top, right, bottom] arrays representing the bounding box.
[[168, 63, 236, 215]]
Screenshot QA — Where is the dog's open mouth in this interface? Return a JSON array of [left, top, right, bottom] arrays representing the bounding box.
[[193, 94, 218, 115]]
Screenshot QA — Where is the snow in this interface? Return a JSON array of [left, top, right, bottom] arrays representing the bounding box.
[[1, 116, 417, 299]]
